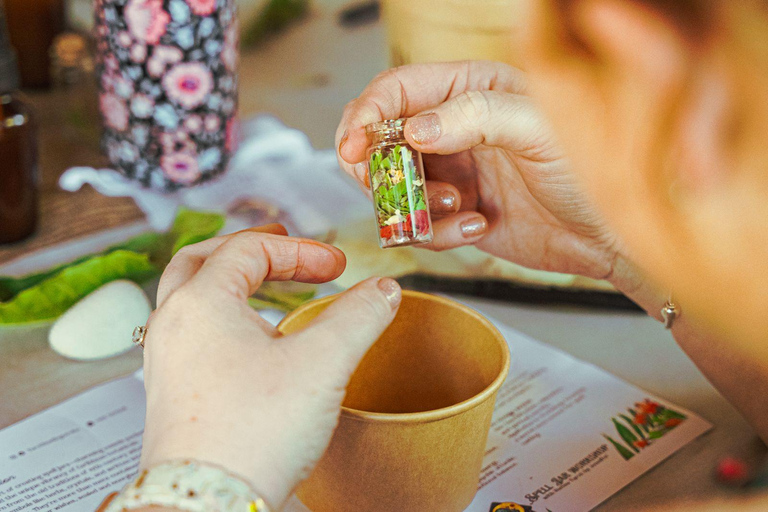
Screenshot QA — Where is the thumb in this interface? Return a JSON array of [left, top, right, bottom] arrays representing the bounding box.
[[403, 90, 549, 156], [289, 278, 402, 377]]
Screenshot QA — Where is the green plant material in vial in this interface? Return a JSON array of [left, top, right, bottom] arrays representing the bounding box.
[[369, 145, 429, 241]]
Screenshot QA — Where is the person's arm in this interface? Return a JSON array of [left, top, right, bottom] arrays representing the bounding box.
[[610, 255, 768, 443]]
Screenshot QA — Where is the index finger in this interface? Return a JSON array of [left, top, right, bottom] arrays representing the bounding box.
[[156, 224, 288, 307], [187, 232, 346, 301], [337, 60, 527, 167]]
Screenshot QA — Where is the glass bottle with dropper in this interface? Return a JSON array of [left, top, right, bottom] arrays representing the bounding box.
[[0, 1, 38, 244]]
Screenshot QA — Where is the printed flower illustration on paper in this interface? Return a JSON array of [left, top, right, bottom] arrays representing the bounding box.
[[161, 152, 201, 184], [162, 63, 214, 109], [100, 93, 129, 131], [186, 0, 216, 16], [125, 0, 171, 45], [603, 398, 687, 461]]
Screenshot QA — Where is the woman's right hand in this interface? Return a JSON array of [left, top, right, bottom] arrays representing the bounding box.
[[336, 61, 622, 282]]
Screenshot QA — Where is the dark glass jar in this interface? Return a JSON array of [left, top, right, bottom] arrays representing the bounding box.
[[4, 0, 65, 88], [0, 92, 38, 243], [366, 118, 433, 248]]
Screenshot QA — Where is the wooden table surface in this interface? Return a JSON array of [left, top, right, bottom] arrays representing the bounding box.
[[1, 3, 765, 510]]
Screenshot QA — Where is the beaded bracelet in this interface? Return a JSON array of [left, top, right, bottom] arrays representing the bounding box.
[[102, 461, 272, 512]]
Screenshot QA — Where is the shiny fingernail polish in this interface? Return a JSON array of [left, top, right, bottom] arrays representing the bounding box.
[[407, 113, 441, 145], [377, 277, 402, 309], [428, 190, 458, 214], [460, 217, 487, 238]]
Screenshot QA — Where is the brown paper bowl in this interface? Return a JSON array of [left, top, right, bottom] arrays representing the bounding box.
[[278, 290, 510, 511]]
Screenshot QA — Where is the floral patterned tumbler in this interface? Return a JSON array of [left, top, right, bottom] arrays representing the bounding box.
[[95, 0, 238, 191]]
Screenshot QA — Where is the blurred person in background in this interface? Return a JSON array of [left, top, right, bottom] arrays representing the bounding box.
[[100, 0, 768, 510]]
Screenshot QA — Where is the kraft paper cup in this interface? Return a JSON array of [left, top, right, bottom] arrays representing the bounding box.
[[278, 290, 510, 511]]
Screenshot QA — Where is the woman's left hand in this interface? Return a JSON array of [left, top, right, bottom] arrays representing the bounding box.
[[139, 225, 402, 509]]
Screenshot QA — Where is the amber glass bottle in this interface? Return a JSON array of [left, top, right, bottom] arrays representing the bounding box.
[[0, 4, 38, 243], [4, 0, 64, 88]]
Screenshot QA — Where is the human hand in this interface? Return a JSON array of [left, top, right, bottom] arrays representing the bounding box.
[[138, 225, 402, 509], [337, 61, 621, 281]]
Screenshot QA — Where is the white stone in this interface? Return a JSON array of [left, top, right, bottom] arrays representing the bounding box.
[[49, 280, 151, 361]]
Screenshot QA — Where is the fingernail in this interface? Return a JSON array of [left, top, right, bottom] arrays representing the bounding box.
[[460, 217, 487, 238], [407, 113, 441, 145], [338, 129, 349, 153], [377, 277, 402, 310], [428, 190, 458, 214], [354, 162, 370, 189]]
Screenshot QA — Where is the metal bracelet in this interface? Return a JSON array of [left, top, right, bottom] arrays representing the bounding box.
[[104, 460, 272, 512]]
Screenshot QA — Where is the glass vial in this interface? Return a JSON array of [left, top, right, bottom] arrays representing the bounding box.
[[0, 3, 38, 244], [366, 118, 433, 248]]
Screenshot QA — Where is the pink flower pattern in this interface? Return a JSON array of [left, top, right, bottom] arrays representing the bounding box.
[[162, 63, 214, 109], [96, 0, 237, 190], [222, 20, 238, 73], [125, 0, 170, 45], [186, 0, 216, 16], [100, 93, 129, 131], [161, 152, 201, 184]]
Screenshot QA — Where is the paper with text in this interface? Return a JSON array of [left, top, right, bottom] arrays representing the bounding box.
[[0, 323, 711, 512]]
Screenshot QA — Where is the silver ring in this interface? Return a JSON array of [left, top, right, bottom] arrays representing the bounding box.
[[132, 325, 147, 349], [660, 297, 680, 330]]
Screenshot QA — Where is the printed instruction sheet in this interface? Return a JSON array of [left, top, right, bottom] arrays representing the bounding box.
[[0, 321, 711, 512]]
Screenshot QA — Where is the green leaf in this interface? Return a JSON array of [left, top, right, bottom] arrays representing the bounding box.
[[627, 408, 650, 433], [369, 152, 382, 173], [0, 209, 223, 303], [603, 434, 634, 461], [613, 418, 639, 452], [0, 251, 158, 325], [248, 282, 317, 312], [660, 408, 687, 421], [619, 414, 646, 440], [414, 192, 427, 211], [168, 208, 226, 255], [391, 180, 408, 202], [392, 145, 403, 168], [648, 430, 666, 439], [0, 232, 164, 302]]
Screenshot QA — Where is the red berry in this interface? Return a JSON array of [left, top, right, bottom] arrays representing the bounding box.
[[633, 439, 649, 449], [665, 418, 683, 428], [634, 413, 647, 425]]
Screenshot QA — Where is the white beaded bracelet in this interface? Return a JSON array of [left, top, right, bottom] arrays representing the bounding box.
[[104, 461, 272, 512]]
